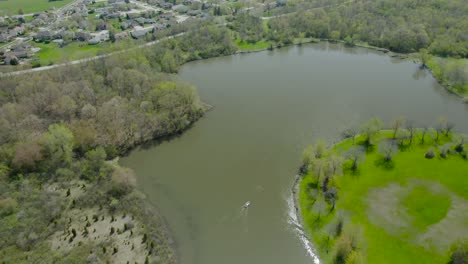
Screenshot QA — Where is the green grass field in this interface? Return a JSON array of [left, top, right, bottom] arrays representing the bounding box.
[[33, 42, 103, 65], [0, 0, 74, 16], [235, 39, 271, 51], [299, 130, 468, 263]]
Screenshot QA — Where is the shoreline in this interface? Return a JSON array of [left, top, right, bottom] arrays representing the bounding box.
[[235, 39, 467, 102], [115, 102, 212, 262], [290, 173, 321, 264], [2, 31, 465, 101]]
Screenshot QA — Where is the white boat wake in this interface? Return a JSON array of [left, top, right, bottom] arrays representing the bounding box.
[[286, 194, 320, 264]]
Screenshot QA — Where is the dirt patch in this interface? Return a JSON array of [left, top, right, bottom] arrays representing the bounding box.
[[366, 179, 468, 253], [366, 182, 413, 236], [47, 183, 163, 264], [417, 194, 468, 253]]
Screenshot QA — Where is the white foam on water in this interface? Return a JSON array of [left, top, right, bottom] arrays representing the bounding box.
[[286, 194, 320, 264]]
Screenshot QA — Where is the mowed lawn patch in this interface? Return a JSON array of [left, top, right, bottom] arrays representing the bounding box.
[[299, 130, 468, 263], [235, 39, 271, 51], [33, 42, 105, 66], [401, 185, 451, 230], [0, 0, 74, 15]]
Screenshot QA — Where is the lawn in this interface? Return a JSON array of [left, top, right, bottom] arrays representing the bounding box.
[[299, 130, 468, 263], [0, 0, 74, 16], [33, 42, 106, 66], [235, 39, 271, 51]]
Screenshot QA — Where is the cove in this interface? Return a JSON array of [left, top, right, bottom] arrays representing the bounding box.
[[120, 42, 468, 264]]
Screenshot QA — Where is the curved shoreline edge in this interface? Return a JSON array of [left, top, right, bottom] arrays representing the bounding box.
[[236, 39, 467, 102], [289, 174, 321, 264]]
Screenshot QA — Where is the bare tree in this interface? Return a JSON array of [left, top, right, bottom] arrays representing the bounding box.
[[445, 122, 455, 136], [325, 187, 338, 212], [391, 117, 406, 139], [420, 126, 429, 144], [311, 158, 325, 182], [299, 145, 314, 175], [313, 140, 327, 159], [439, 143, 452, 158], [328, 155, 344, 176], [453, 134, 467, 153], [345, 146, 366, 172], [360, 118, 383, 146], [313, 199, 328, 223], [397, 129, 409, 147], [342, 127, 358, 145], [406, 120, 416, 145], [434, 124, 444, 143], [379, 141, 398, 162], [435, 117, 447, 141]]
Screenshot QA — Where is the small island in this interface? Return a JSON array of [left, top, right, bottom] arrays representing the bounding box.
[[295, 118, 468, 263]]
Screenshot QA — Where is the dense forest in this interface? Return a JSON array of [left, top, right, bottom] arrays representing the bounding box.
[[0, 24, 236, 262], [263, 0, 468, 57]]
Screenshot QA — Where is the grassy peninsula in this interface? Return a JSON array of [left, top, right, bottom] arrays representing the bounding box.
[[297, 118, 468, 263]]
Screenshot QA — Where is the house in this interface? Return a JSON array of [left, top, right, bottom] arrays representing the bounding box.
[[107, 13, 120, 19], [0, 34, 8, 43], [76, 31, 91, 41], [172, 4, 189, 13], [187, 10, 202, 16], [115, 32, 129, 40], [52, 39, 65, 45], [88, 38, 100, 45], [160, 2, 173, 9], [126, 13, 141, 19], [135, 17, 146, 26], [34, 30, 52, 42], [130, 29, 148, 39], [13, 49, 28, 59], [146, 18, 156, 24], [90, 30, 110, 42], [4, 54, 18, 65], [60, 30, 75, 41], [153, 23, 166, 31], [120, 21, 132, 30], [13, 26, 25, 35]]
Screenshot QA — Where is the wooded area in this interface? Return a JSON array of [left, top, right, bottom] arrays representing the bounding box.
[[0, 24, 235, 262]]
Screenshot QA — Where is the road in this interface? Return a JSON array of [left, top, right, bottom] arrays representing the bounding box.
[[0, 33, 184, 77]]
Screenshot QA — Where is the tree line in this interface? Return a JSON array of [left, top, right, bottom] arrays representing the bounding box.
[[263, 0, 467, 57]]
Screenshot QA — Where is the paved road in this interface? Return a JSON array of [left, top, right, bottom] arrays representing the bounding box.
[[0, 33, 184, 77]]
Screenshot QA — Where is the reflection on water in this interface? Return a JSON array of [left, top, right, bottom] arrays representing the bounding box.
[[412, 67, 428, 80]]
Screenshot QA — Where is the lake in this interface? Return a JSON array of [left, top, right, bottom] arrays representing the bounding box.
[[121, 42, 468, 264]]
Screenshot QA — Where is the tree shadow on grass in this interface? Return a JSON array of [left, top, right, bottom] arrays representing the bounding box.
[[355, 139, 376, 154], [343, 164, 362, 178], [374, 158, 395, 170], [398, 143, 412, 152], [307, 182, 318, 190]]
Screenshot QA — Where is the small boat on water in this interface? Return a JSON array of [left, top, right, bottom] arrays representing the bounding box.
[[242, 201, 251, 209]]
